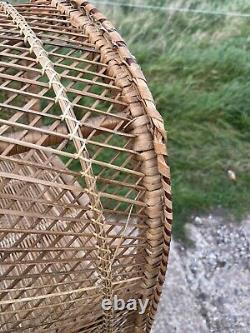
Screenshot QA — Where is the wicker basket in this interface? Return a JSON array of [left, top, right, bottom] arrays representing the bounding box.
[[0, 1, 172, 332]]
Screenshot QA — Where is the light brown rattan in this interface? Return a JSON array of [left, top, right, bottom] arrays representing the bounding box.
[[0, 1, 172, 332]]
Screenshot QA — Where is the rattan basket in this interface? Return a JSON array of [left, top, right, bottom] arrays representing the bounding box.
[[0, 1, 172, 332]]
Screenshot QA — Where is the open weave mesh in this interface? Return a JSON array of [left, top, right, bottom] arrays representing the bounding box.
[[0, 1, 172, 332]]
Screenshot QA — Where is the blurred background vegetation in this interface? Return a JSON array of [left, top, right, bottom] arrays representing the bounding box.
[[11, 0, 250, 240], [94, 0, 250, 240]]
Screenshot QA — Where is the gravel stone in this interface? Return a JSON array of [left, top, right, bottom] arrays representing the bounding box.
[[151, 216, 250, 333]]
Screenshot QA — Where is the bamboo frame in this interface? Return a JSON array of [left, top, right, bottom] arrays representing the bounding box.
[[0, 1, 172, 332]]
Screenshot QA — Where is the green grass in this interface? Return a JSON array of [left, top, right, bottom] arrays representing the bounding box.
[[97, 0, 250, 240], [8, 0, 250, 240]]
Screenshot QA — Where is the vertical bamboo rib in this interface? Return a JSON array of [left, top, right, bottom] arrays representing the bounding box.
[[0, 2, 114, 331]]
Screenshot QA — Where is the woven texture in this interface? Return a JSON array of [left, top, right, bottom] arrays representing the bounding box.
[[0, 1, 172, 332]]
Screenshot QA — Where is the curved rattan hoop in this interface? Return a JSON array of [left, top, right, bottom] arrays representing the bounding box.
[[0, 1, 172, 332]]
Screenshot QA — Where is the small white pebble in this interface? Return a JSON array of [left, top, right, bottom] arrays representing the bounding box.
[[228, 170, 236, 181], [194, 216, 202, 224]]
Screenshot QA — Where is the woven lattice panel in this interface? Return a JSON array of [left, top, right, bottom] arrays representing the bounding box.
[[0, 1, 172, 332]]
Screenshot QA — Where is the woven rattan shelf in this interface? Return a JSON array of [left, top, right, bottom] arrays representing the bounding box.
[[0, 1, 172, 332]]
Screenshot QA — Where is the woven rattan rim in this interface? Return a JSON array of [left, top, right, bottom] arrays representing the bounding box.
[[0, 1, 172, 332]]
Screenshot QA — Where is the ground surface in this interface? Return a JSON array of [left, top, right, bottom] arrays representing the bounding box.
[[151, 215, 250, 333]]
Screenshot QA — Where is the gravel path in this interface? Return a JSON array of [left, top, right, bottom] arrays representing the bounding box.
[[151, 215, 250, 333]]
